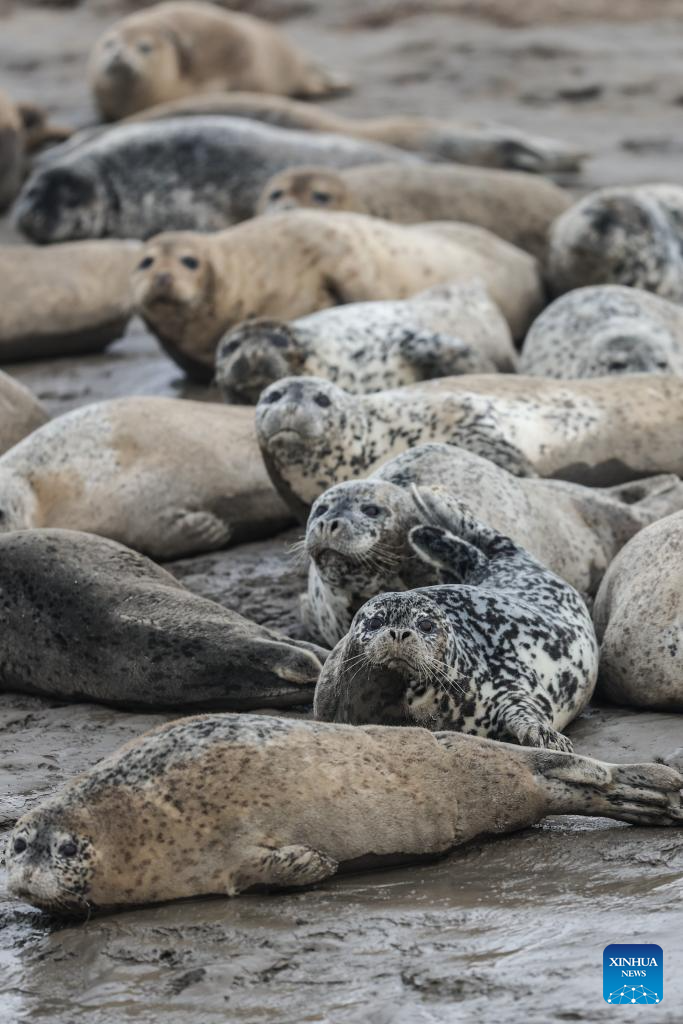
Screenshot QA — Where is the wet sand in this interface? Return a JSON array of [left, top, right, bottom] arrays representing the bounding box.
[[1, 2, 683, 1021]]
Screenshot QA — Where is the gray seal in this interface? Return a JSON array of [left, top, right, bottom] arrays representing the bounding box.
[[7, 712, 681, 913], [14, 117, 414, 243], [0, 529, 325, 710]]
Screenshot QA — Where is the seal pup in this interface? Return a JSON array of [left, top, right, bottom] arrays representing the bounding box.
[[0, 529, 325, 711], [215, 281, 514, 402], [14, 118, 411, 244], [0, 240, 141, 362], [89, 1, 348, 121], [302, 444, 683, 646], [520, 284, 683, 379], [593, 511, 683, 711], [133, 212, 542, 381], [314, 488, 598, 750], [120, 91, 585, 174], [257, 162, 571, 259], [0, 371, 48, 455], [255, 374, 683, 519], [7, 712, 681, 913], [548, 184, 683, 300], [0, 397, 291, 558]]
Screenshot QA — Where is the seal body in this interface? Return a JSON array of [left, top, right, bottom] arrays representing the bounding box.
[[14, 118, 411, 244], [302, 443, 683, 646], [0, 371, 48, 455], [0, 88, 23, 211], [133, 211, 542, 381], [0, 529, 325, 710], [215, 281, 515, 402], [255, 373, 683, 519], [314, 490, 598, 751], [0, 241, 141, 361], [0, 396, 291, 558], [257, 162, 571, 259], [548, 184, 683, 299], [520, 284, 683, 379], [593, 511, 683, 711], [7, 712, 681, 913]]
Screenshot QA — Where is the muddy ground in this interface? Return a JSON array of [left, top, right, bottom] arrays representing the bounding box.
[[1, 1, 683, 1021]]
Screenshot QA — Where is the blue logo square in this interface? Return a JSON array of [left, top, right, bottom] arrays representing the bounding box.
[[604, 944, 663, 1005]]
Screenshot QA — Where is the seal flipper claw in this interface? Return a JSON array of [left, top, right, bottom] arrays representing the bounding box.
[[408, 524, 489, 583], [242, 845, 339, 890]]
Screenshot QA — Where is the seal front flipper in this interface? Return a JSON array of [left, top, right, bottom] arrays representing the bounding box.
[[396, 329, 497, 378], [408, 524, 489, 584], [231, 845, 339, 894], [410, 486, 506, 554], [146, 508, 232, 559], [496, 692, 574, 752], [259, 638, 326, 685]]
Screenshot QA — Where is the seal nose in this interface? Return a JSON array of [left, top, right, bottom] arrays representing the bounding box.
[[154, 272, 173, 289]]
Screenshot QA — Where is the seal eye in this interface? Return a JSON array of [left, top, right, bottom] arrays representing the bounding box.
[[269, 189, 284, 202], [361, 504, 381, 518], [58, 841, 78, 858], [314, 393, 331, 408], [181, 256, 199, 270], [270, 334, 289, 349], [366, 615, 384, 631], [312, 191, 332, 205], [222, 339, 240, 355], [264, 389, 282, 404], [13, 837, 27, 854], [311, 503, 328, 518], [0, 509, 5, 521], [417, 618, 435, 634], [137, 41, 153, 54], [138, 256, 154, 270]]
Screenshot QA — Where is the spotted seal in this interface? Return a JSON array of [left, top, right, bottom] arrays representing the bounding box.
[[215, 280, 514, 402], [0, 371, 48, 455], [520, 284, 683, 379], [257, 162, 571, 259], [302, 443, 683, 646], [547, 184, 683, 300], [14, 118, 412, 244], [0, 529, 325, 710], [255, 373, 683, 519], [89, 1, 348, 122], [0, 240, 141, 361], [133, 212, 542, 382], [7, 712, 681, 913], [314, 488, 598, 750], [593, 511, 683, 711], [0, 396, 291, 558]]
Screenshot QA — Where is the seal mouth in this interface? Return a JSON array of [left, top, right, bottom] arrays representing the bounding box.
[[264, 427, 308, 449]]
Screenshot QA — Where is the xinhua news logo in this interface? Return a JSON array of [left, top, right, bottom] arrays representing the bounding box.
[[603, 944, 663, 1005]]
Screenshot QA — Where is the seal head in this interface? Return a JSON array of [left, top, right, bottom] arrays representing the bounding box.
[[8, 809, 97, 914], [257, 167, 361, 216], [15, 162, 108, 243], [577, 328, 674, 376], [216, 319, 304, 403]]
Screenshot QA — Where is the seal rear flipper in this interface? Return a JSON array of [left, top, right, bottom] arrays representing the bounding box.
[[396, 328, 497, 378], [408, 524, 488, 584], [231, 845, 339, 893]]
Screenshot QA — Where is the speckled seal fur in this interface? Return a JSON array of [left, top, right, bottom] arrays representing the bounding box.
[[593, 511, 683, 711], [548, 184, 683, 300], [133, 211, 542, 382], [216, 280, 515, 402], [0, 396, 291, 558], [255, 373, 683, 519], [7, 712, 682, 913], [14, 118, 411, 244], [302, 443, 683, 646], [520, 284, 683, 379], [314, 488, 598, 750], [0, 529, 325, 710], [0, 371, 48, 455], [257, 162, 571, 259]]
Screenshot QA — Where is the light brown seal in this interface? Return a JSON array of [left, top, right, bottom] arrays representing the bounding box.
[[89, 1, 348, 121], [0, 90, 71, 210], [133, 210, 543, 382], [0, 396, 291, 558], [0, 371, 48, 455], [257, 162, 571, 259], [7, 712, 682, 913]]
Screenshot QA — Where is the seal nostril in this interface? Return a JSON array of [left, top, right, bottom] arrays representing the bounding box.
[[401, 630, 412, 640], [329, 520, 339, 533], [389, 628, 397, 640]]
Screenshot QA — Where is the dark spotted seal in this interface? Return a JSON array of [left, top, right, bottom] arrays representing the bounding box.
[[520, 284, 683, 379], [7, 712, 681, 912], [302, 443, 683, 646], [0, 529, 325, 710], [314, 488, 598, 751]]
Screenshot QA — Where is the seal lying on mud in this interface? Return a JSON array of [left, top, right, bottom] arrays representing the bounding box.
[[14, 118, 412, 244], [0, 529, 325, 710], [133, 212, 542, 381], [8, 712, 681, 913], [122, 90, 586, 173], [547, 184, 683, 300], [0, 371, 48, 455], [0, 241, 141, 361], [255, 374, 683, 519], [302, 444, 683, 646], [593, 511, 683, 711], [314, 488, 598, 749], [257, 162, 571, 259], [0, 397, 291, 558], [215, 281, 514, 402], [520, 285, 683, 379], [89, 1, 348, 121]]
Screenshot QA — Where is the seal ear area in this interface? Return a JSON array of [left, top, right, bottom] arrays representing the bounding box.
[[408, 524, 489, 583]]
